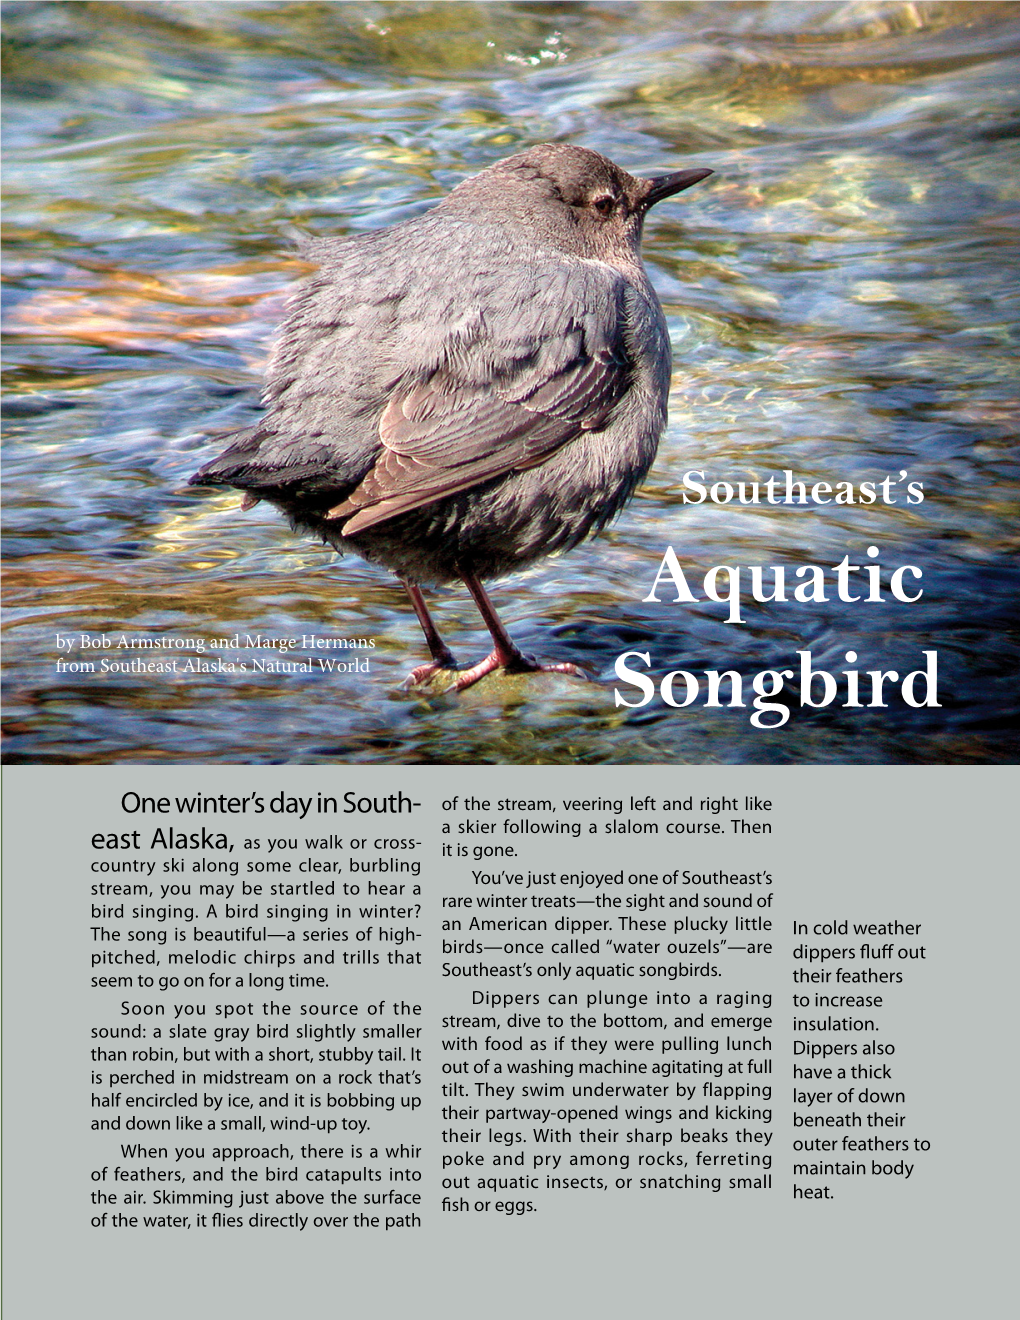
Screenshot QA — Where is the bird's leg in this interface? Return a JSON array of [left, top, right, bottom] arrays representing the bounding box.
[[451, 569, 587, 691], [401, 580, 458, 687]]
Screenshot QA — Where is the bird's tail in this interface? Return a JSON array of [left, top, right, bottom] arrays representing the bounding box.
[[188, 426, 263, 487]]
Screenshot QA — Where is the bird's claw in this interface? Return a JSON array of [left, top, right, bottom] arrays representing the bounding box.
[[401, 660, 456, 690], [403, 651, 589, 693]]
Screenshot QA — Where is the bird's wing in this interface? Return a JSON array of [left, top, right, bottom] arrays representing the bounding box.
[[328, 273, 634, 535], [190, 222, 638, 518]]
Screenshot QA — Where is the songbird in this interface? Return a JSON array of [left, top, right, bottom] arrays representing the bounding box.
[[190, 143, 712, 689]]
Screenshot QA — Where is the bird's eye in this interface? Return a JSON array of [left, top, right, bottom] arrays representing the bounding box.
[[591, 194, 616, 216]]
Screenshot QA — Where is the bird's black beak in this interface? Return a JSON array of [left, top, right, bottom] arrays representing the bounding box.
[[642, 168, 713, 208]]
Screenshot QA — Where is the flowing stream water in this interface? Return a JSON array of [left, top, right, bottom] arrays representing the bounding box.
[[3, 1, 1018, 763]]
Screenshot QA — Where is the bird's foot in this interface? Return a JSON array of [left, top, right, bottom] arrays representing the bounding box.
[[402, 649, 588, 694], [449, 650, 588, 692], [401, 659, 457, 690]]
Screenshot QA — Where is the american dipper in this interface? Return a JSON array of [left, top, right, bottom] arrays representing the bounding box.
[[190, 144, 712, 689]]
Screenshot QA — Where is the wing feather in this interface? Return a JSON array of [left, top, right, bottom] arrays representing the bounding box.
[[192, 219, 638, 526], [329, 286, 632, 535]]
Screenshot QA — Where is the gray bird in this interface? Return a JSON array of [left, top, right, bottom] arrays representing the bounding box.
[[190, 144, 711, 689]]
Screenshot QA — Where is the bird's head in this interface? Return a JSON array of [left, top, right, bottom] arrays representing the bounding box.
[[439, 142, 712, 263]]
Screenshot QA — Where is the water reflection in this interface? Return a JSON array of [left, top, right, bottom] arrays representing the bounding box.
[[3, 2, 1018, 763]]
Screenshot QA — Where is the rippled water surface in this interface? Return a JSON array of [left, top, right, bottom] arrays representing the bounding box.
[[3, 1, 1019, 763]]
